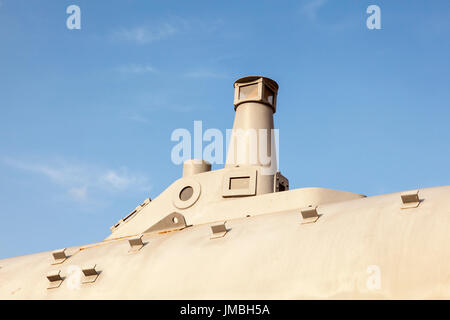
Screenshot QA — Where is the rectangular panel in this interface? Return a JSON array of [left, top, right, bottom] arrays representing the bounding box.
[[222, 169, 257, 197], [229, 176, 250, 190]]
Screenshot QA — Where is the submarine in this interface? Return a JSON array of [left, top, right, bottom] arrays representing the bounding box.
[[0, 76, 449, 299]]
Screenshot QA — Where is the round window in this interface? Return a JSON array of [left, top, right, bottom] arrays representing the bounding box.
[[172, 179, 201, 209], [179, 186, 194, 201]]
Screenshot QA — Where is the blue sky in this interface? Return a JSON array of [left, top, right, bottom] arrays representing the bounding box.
[[0, 0, 449, 258]]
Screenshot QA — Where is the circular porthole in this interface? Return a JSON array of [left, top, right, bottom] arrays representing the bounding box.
[[172, 178, 201, 209], [179, 186, 194, 201]]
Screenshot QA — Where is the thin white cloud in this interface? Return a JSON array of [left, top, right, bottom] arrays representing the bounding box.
[[100, 169, 144, 190], [68, 186, 88, 201], [127, 113, 151, 124], [124, 90, 197, 114], [116, 64, 156, 74], [112, 22, 178, 45], [2, 158, 150, 203], [2, 159, 86, 186], [183, 70, 228, 79], [300, 0, 327, 21], [111, 16, 224, 45]]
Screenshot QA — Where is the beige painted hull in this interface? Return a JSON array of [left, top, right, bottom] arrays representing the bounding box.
[[1, 185, 449, 299]]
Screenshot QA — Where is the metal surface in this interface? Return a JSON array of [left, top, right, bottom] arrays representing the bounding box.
[[1, 186, 450, 299]]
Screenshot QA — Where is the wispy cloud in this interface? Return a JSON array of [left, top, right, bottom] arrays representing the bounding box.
[[2, 158, 150, 203], [123, 90, 197, 115], [112, 22, 179, 45], [183, 70, 228, 79], [100, 169, 142, 190], [116, 64, 156, 74], [300, 0, 327, 21], [127, 113, 151, 124], [68, 186, 88, 201], [111, 16, 224, 45]]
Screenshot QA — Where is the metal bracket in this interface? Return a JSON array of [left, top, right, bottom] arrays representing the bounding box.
[[300, 206, 320, 224], [274, 171, 289, 192], [81, 264, 99, 283], [51, 248, 68, 265], [47, 270, 63, 289], [128, 235, 145, 253], [210, 222, 228, 239], [401, 190, 421, 209], [144, 212, 187, 234]]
